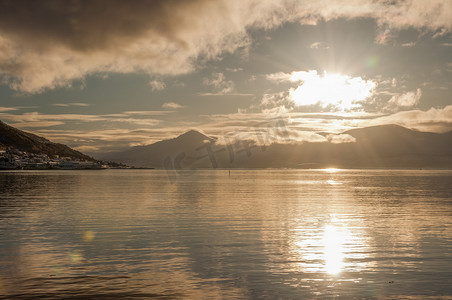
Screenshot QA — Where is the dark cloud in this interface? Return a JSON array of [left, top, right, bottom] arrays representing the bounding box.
[[0, 0, 204, 51], [0, 0, 450, 93], [0, 0, 253, 92]]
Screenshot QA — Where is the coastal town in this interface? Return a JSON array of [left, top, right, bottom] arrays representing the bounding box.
[[0, 148, 107, 170]]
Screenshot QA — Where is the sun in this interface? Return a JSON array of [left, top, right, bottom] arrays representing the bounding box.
[[289, 70, 375, 111]]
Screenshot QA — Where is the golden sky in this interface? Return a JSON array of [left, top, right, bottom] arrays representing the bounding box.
[[0, 0, 451, 153]]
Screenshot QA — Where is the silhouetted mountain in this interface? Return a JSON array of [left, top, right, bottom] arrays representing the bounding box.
[[338, 124, 452, 167], [0, 120, 93, 161], [100, 125, 452, 169], [237, 124, 452, 169], [101, 130, 216, 168]]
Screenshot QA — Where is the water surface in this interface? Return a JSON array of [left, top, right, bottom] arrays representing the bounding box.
[[1, 169, 452, 299]]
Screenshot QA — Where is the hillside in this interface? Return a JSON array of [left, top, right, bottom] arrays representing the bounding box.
[[0, 120, 93, 161]]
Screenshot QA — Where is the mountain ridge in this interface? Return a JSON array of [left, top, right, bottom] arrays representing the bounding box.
[[101, 129, 215, 168], [100, 124, 452, 169]]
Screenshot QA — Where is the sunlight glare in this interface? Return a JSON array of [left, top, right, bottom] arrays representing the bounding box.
[[327, 179, 342, 185], [323, 225, 347, 275], [289, 70, 375, 111]]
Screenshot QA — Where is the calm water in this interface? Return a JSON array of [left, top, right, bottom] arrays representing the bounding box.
[[1, 169, 452, 299]]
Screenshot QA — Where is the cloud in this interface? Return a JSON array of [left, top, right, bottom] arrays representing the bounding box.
[[0, 0, 450, 93], [35, 128, 155, 152], [0, 111, 163, 129], [266, 72, 293, 82], [0, 112, 104, 123], [105, 118, 161, 127], [375, 28, 394, 44], [35, 126, 205, 153], [198, 72, 253, 96], [225, 67, 244, 72], [0, 107, 17, 112], [203, 111, 370, 138], [122, 110, 173, 116], [200, 72, 236, 95], [11, 121, 65, 128], [310, 42, 330, 49], [162, 102, 185, 109], [0, 0, 252, 93], [365, 105, 452, 133], [52, 102, 90, 107], [259, 91, 295, 112], [210, 118, 328, 145], [292, 131, 328, 143], [149, 80, 166, 92], [208, 105, 452, 141], [401, 42, 416, 47], [385, 88, 422, 111]]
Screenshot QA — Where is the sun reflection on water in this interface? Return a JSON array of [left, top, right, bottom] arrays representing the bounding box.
[[323, 225, 348, 275], [322, 168, 340, 173], [326, 179, 342, 185], [293, 218, 369, 278]]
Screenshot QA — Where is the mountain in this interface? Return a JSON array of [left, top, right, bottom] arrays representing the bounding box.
[[0, 120, 93, 161], [101, 125, 452, 169], [236, 124, 452, 169], [101, 130, 216, 168]]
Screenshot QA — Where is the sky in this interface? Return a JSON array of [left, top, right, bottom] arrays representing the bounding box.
[[0, 0, 451, 154]]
